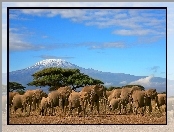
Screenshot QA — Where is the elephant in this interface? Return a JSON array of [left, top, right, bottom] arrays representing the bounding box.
[[81, 84, 107, 115], [120, 86, 142, 114], [57, 86, 72, 115], [108, 98, 123, 114], [68, 91, 82, 116], [99, 90, 113, 106], [131, 90, 146, 115], [32, 89, 45, 108], [42, 92, 48, 98], [107, 89, 122, 104], [39, 97, 50, 116], [143, 88, 158, 113], [106, 90, 113, 99], [79, 91, 90, 116], [156, 94, 166, 112], [12, 94, 31, 115], [47, 90, 60, 115], [9, 92, 19, 107], [9, 92, 19, 113], [24, 89, 44, 111]]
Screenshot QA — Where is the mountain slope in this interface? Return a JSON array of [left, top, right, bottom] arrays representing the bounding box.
[[9, 59, 166, 93]]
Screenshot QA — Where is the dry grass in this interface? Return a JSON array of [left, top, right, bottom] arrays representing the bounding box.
[[9, 103, 166, 124]]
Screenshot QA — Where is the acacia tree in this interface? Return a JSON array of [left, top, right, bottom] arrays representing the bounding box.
[[28, 67, 104, 91], [9, 82, 26, 92]]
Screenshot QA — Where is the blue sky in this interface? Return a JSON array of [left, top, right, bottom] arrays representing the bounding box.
[[9, 8, 166, 78]]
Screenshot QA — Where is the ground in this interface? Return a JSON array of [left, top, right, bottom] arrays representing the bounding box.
[[8, 105, 166, 124]]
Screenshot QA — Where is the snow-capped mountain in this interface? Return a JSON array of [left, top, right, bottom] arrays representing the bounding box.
[[9, 59, 166, 93], [29, 59, 76, 69]]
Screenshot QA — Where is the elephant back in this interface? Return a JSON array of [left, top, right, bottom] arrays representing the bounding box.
[[9, 92, 19, 105], [111, 89, 122, 99], [48, 90, 60, 106], [120, 87, 132, 100], [57, 86, 72, 100], [68, 92, 80, 107], [106, 91, 113, 98]]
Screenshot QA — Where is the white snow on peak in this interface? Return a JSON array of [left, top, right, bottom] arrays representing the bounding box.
[[22, 59, 75, 70], [34, 59, 73, 67]]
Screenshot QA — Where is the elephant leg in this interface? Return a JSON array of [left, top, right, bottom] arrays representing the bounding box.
[[143, 106, 146, 114], [140, 107, 144, 115], [78, 106, 82, 116], [44, 108, 47, 116], [83, 101, 87, 117], [69, 107, 73, 115], [119, 103, 122, 114], [28, 104, 31, 115], [122, 105, 126, 114], [83, 106, 86, 117], [149, 105, 152, 113], [35, 101, 38, 110], [23, 103, 26, 114], [135, 107, 138, 115], [90, 102, 92, 112], [49, 107, 53, 116], [21, 107, 24, 113], [96, 101, 100, 115], [13, 106, 17, 114], [90, 102, 94, 113], [33, 101, 36, 111], [27, 101, 32, 114], [39, 108, 42, 116], [64, 106, 67, 116], [129, 103, 133, 113], [104, 99, 107, 114], [133, 107, 136, 115]]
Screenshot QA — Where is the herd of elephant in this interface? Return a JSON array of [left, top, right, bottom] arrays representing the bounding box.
[[9, 84, 168, 117]]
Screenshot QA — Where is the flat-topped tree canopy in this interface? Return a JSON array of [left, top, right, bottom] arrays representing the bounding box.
[[28, 67, 104, 91]]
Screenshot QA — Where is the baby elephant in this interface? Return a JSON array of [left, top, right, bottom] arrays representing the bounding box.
[[109, 98, 123, 114], [40, 97, 50, 116]]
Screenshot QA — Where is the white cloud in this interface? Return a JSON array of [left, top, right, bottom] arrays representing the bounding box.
[[2, 2, 174, 76], [9, 9, 166, 35], [129, 75, 166, 89], [113, 29, 154, 36], [129, 75, 154, 87], [3, 4, 168, 52], [9, 30, 56, 51]]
